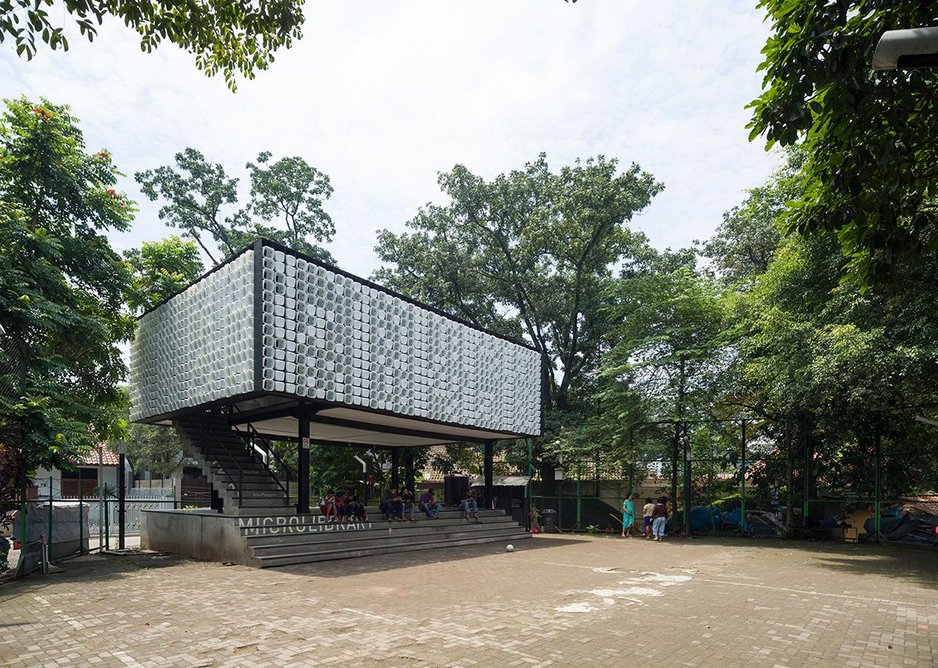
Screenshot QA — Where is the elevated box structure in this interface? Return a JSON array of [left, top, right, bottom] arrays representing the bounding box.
[[130, 239, 542, 447], [130, 240, 542, 562]]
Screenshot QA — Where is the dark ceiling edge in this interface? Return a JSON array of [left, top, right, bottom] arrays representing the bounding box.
[[132, 390, 542, 440]]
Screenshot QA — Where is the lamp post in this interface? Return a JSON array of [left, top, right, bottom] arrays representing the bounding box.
[[873, 26, 938, 71]]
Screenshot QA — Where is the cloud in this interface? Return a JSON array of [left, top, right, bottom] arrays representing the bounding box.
[[1, 1, 779, 277]]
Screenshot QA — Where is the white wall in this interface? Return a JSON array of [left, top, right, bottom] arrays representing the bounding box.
[[258, 245, 541, 434], [129, 251, 255, 421]]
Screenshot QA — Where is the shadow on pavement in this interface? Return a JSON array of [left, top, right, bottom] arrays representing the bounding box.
[[677, 535, 938, 590], [274, 534, 589, 578], [0, 550, 188, 593]]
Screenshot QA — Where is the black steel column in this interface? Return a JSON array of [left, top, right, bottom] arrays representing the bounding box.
[[484, 441, 494, 510], [404, 448, 415, 490], [297, 412, 310, 514], [118, 442, 126, 550], [390, 448, 400, 489]]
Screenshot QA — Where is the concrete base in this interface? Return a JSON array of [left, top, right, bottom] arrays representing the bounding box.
[[143, 508, 531, 568], [142, 509, 254, 566]]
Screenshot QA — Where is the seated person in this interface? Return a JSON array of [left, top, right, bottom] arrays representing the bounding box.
[[401, 487, 416, 521], [379, 487, 404, 521], [419, 489, 442, 519], [334, 493, 348, 521], [320, 491, 338, 522], [460, 490, 480, 521], [344, 493, 368, 521]]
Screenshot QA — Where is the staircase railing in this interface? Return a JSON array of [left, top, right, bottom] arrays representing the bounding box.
[[228, 407, 292, 507], [197, 420, 244, 508]]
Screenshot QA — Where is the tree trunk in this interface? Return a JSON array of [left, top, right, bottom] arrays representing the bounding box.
[[540, 460, 557, 497], [670, 421, 680, 532]]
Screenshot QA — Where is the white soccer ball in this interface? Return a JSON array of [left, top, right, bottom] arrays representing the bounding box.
[[506, 544, 514, 552]]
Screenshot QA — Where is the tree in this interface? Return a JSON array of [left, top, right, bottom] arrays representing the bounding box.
[[373, 154, 662, 487], [136, 148, 335, 266], [0, 97, 134, 472], [731, 229, 938, 526], [246, 151, 335, 263], [135, 148, 246, 264], [599, 251, 728, 510], [1, 0, 305, 91], [749, 2, 938, 285], [124, 236, 204, 312], [703, 146, 805, 286], [375, 154, 661, 413], [126, 424, 183, 480]]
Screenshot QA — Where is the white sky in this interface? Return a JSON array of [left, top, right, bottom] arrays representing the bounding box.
[[2, 1, 779, 279]]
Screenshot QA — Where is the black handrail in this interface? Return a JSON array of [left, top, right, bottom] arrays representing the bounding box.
[[228, 406, 292, 506], [198, 420, 244, 508]]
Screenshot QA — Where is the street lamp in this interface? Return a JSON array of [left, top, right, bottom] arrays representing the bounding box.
[[873, 26, 938, 70]]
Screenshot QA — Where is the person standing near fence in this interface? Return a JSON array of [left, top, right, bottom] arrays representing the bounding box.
[[641, 497, 655, 538], [651, 496, 668, 541], [621, 493, 637, 537]]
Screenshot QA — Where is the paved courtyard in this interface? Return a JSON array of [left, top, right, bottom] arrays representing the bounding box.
[[2, 534, 937, 667]]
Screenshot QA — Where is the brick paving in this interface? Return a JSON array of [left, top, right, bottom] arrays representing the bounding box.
[[2, 535, 937, 667]]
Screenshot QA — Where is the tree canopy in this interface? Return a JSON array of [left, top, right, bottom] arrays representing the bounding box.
[[136, 148, 335, 266], [0, 0, 305, 90], [124, 235, 204, 312], [0, 97, 134, 472], [703, 146, 805, 286], [749, 1, 938, 285], [374, 154, 662, 415]]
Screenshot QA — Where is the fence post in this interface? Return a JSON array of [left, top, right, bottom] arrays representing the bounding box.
[[526, 438, 533, 531], [681, 424, 690, 537], [740, 419, 747, 535], [47, 476, 53, 558], [874, 430, 882, 544], [104, 496, 109, 551], [19, 464, 27, 559], [802, 430, 811, 529], [78, 478, 83, 555]]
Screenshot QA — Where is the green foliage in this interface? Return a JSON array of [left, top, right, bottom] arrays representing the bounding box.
[[429, 444, 483, 477], [0, 97, 134, 472], [126, 424, 183, 479], [601, 253, 728, 427], [136, 148, 335, 266], [246, 152, 335, 263], [124, 236, 204, 312], [703, 146, 806, 286], [135, 148, 246, 264], [735, 230, 938, 497], [749, 1, 938, 286], [0, 0, 305, 91], [309, 445, 369, 495]]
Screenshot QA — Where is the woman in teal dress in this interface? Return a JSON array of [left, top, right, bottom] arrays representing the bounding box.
[[621, 493, 637, 537]]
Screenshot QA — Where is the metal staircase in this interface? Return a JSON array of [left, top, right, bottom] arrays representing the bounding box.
[[173, 414, 293, 515]]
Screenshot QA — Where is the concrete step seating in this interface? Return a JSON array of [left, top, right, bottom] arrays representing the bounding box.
[[243, 507, 530, 568]]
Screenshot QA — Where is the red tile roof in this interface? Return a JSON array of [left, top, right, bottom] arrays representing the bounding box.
[[76, 446, 120, 467]]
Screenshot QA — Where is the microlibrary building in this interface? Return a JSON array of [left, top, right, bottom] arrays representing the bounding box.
[[129, 239, 543, 567]]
